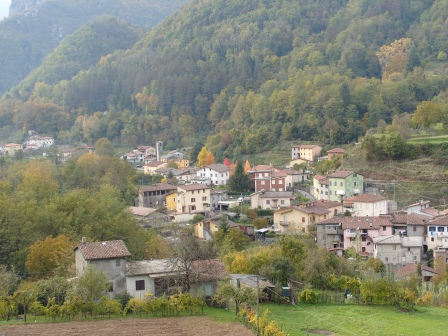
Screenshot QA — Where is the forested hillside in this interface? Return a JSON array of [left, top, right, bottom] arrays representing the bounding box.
[[0, 0, 188, 94], [2, 0, 448, 160]]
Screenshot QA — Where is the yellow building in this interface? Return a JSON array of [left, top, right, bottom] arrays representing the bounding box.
[[4, 143, 23, 155], [165, 193, 177, 211], [194, 215, 240, 240], [274, 200, 342, 234]]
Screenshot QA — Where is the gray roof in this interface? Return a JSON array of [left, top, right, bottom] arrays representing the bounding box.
[[126, 259, 181, 277], [253, 191, 293, 198], [201, 164, 229, 173]]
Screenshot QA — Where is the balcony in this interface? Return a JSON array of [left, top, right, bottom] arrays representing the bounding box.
[[429, 231, 448, 237], [279, 221, 290, 226]]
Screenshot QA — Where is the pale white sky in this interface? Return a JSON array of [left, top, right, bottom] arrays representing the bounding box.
[[0, 0, 10, 20]]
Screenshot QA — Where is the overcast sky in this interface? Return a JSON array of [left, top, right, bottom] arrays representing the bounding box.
[[0, 0, 10, 20]]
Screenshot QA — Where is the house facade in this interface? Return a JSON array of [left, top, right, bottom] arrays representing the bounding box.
[[327, 171, 364, 202], [250, 191, 292, 210], [176, 184, 211, 214], [373, 235, 423, 266], [26, 136, 54, 148], [426, 216, 448, 250], [343, 193, 388, 216], [327, 148, 345, 161], [143, 161, 167, 175], [138, 183, 177, 207], [196, 164, 230, 186], [273, 200, 342, 233], [317, 215, 394, 254], [74, 239, 131, 296], [248, 165, 287, 192], [312, 174, 329, 200], [291, 144, 322, 161], [4, 143, 23, 155]]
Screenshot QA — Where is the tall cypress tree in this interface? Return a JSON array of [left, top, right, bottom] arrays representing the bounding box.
[[229, 161, 249, 192]]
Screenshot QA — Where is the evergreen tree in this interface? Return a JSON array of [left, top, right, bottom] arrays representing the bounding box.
[[229, 161, 249, 192]]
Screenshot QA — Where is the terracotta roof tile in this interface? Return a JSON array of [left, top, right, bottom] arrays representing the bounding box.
[[327, 171, 355, 178], [75, 240, 131, 260], [318, 216, 393, 229]]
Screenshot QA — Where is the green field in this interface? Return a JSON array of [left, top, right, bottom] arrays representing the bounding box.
[[407, 135, 448, 144], [258, 303, 448, 336]]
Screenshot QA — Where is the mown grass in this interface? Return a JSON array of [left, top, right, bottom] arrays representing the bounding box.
[[260, 303, 448, 336], [407, 135, 448, 144]]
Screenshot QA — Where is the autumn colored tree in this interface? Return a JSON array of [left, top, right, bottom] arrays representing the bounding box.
[[412, 101, 444, 128], [205, 151, 215, 165], [196, 147, 209, 167], [17, 160, 59, 204], [223, 157, 231, 167], [244, 160, 251, 172], [25, 235, 73, 279]]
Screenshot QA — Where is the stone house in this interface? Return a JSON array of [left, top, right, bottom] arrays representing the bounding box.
[[138, 183, 177, 207], [373, 235, 423, 266], [74, 239, 131, 296]]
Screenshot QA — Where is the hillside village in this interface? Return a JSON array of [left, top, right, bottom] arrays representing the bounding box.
[[63, 140, 446, 301]]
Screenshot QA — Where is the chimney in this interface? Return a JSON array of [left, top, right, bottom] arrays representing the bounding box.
[[82, 237, 87, 244]]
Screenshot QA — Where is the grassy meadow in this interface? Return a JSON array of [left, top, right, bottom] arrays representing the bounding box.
[[258, 303, 448, 336]]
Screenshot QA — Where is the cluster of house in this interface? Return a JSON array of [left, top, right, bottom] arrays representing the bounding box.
[[74, 238, 273, 299], [0, 132, 55, 156]]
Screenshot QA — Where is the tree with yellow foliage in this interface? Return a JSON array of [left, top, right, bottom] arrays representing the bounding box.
[[244, 159, 251, 172], [25, 235, 73, 279], [196, 147, 209, 167]]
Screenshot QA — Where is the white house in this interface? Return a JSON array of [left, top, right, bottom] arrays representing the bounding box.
[[344, 193, 388, 216], [196, 164, 230, 186], [250, 191, 293, 210], [26, 136, 54, 148]]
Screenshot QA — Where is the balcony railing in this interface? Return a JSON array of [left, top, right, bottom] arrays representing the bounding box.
[[279, 221, 290, 226], [429, 232, 448, 237]]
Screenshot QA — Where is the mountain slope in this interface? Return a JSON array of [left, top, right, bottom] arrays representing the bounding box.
[[0, 0, 189, 94], [3, 0, 448, 160]]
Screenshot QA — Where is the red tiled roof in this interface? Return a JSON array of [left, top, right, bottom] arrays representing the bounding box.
[[391, 213, 431, 225], [428, 215, 448, 225], [75, 240, 131, 260], [395, 264, 438, 278], [327, 148, 345, 153], [344, 194, 386, 203], [327, 171, 355, 178]]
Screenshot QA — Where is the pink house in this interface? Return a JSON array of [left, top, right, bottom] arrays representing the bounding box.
[[317, 215, 393, 255]]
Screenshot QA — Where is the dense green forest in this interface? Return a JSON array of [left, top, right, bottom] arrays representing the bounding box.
[[0, 0, 188, 94], [2, 0, 448, 159]]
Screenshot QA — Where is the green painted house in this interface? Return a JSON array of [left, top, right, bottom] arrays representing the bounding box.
[[327, 171, 364, 202]]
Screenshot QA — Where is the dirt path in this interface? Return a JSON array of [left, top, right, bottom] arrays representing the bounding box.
[[0, 316, 254, 336]]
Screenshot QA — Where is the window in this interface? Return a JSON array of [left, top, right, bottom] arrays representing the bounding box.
[[385, 257, 389, 262], [413, 226, 417, 232], [382, 226, 386, 231], [136, 280, 145, 291], [279, 180, 283, 184], [261, 180, 265, 185], [266, 200, 270, 205], [429, 226, 436, 232], [281, 200, 284, 204], [191, 198, 196, 202], [407, 247, 411, 251], [115, 259, 121, 267], [302, 217, 305, 223], [107, 282, 114, 292], [438, 227, 445, 232], [354, 182, 357, 186], [393, 245, 396, 250], [191, 205, 196, 210], [340, 182, 343, 187], [202, 196, 207, 201]]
